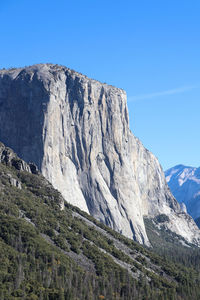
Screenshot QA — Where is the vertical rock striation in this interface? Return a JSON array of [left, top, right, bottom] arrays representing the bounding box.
[[0, 64, 200, 245]]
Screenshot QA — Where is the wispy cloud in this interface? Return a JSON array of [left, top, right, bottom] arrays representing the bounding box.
[[128, 85, 198, 102]]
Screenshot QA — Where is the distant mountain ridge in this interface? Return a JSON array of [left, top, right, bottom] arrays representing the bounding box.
[[165, 164, 200, 220]]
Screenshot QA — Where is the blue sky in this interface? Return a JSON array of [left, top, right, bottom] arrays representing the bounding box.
[[0, 0, 199, 170]]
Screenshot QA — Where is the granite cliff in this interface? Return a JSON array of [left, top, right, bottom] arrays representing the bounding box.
[[0, 63, 199, 245]]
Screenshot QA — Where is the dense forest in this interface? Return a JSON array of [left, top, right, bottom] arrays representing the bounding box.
[[1, 143, 200, 299]]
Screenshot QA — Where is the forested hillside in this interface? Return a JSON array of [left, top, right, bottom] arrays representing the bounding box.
[[1, 143, 200, 299]]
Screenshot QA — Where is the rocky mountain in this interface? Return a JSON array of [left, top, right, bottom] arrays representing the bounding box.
[[0, 63, 200, 246], [1, 141, 200, 299], [165, 164, 200, 220]]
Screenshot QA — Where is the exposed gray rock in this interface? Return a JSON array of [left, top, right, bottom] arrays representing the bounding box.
[[8, 174, 22, 189], [0, 64, 200, 245], [180, 202, 187, 213], [0, 142, 38, 174]]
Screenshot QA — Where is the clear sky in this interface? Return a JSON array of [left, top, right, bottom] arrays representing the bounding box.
[[0, 0, 199, 170]]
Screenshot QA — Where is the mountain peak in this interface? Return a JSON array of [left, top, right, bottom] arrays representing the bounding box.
[[165, 165, 200, 220]]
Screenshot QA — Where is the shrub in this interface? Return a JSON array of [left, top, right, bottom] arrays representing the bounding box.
[[154, 214, 169, 223]]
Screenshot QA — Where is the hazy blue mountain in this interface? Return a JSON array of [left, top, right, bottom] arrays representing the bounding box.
[[165, 164, 200, 220]]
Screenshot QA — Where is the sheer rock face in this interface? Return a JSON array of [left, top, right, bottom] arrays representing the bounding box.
[[0, 64, 200, 245]]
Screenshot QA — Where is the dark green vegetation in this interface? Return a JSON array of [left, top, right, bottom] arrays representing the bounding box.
[[145, 216, 200, 266], [1, 145, 200, 299]]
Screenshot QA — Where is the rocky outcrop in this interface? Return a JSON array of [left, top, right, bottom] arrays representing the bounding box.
[[180, 202, 187, 213], [0, 142, 38, 174], [0, 64, 200, 245], [8, 174, 22, 189]]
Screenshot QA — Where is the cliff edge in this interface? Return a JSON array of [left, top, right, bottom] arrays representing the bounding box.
[[0, 64, 199, 245]]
